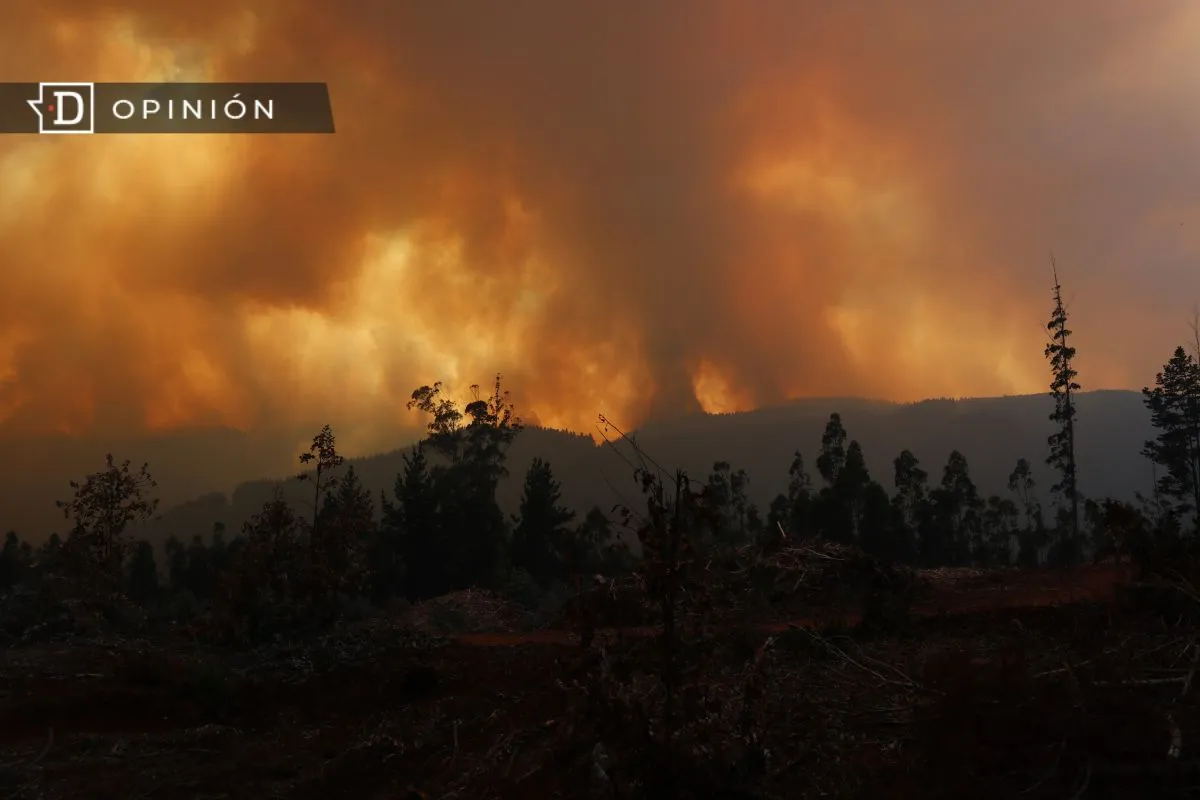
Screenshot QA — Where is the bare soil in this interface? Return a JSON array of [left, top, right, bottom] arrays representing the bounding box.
[[456, 563, 1133, 646]]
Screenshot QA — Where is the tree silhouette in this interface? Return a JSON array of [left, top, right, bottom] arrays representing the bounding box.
[[768, 451, 813, 541], [224, 489, 304, 640], [980, 496, 1019, 565], [407, 382, 465, 457], [892, 450, 927, 530], [319, 464, 375, 593], [1044, 258, 1080, 551], [705, 460, 753, 546], [571, 507, 632, 577], [1095, 498, 1150, 566], [891, 449, 928, 562], [407, 374, 523, 481], [381, 444, 442, 599], [56, 455, 158, 584], [1006, 458, 1038, 529], [1142, 345, 1200, 526], [816, 413, 847, 486], [511, 458, 576, 588], [931, 450, 980, 566], [835, 441, 873, 541], [461, 374, 524, 484], [1007, 457, 1042, 565], [406, 376, 524, 590], [296, 424, 345, 566]]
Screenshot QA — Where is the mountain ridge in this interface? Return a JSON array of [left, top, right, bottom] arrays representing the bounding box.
[[130, 389, 1154, 549]]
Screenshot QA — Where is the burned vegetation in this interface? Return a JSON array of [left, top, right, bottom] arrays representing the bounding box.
[[1, 327, 1200, 799]]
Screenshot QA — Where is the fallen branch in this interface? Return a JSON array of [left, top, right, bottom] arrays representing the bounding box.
[[787, 623, 929, 692], [1089, 676, 1191, 688], [1181, 642, 1199, 698]]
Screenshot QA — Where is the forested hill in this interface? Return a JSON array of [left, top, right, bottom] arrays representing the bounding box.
[[139, 389, 1154, 548]]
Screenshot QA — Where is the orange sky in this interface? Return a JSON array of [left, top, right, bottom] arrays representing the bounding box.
[[3, 1, 1200, 454]]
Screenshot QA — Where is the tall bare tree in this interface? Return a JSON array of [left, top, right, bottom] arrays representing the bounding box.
[[1044, 257, 1080, 550], [296, 424, 345, 565]]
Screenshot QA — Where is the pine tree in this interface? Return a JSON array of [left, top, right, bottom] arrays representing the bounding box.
[[320, 464, 375, 591], [384, 444, 444, 600], [511, 458, 576, 588], [1142, 345, 1200, 525], [1044, 261, 1080, 549]]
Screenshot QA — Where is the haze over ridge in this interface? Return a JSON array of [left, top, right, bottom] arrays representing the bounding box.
[[0, 390, 1159, 543]]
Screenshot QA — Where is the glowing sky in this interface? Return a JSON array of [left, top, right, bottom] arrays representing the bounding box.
[[3, 0, 1200, 454]]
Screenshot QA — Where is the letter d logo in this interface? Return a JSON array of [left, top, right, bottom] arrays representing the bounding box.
[[27, 82, 95, 134]]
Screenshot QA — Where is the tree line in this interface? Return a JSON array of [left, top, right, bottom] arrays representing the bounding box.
[[1, 276, 1198, 638]]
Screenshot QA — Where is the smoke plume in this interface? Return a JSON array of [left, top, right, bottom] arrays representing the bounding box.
[[4, 0, 1200, 451]]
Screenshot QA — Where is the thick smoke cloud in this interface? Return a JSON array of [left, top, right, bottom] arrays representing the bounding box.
[[3, 0, 1200, 450]]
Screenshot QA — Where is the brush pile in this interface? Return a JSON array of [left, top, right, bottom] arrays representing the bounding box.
[[900, 617, 1200, 798], [553, 575, 661, 632], [551, 539, 928, 636], [401, 588, 532, 634], [702, 539, 929, 623]]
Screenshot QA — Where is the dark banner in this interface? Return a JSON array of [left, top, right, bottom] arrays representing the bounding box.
[[0, 82, 335, 134]]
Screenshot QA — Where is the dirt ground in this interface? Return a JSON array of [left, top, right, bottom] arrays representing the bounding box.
[[3, 563, 1188, 800], [456, 563, 1134, 646]]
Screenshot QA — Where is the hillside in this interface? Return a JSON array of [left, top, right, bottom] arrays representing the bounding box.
[[133, 390, 1155, 548]]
